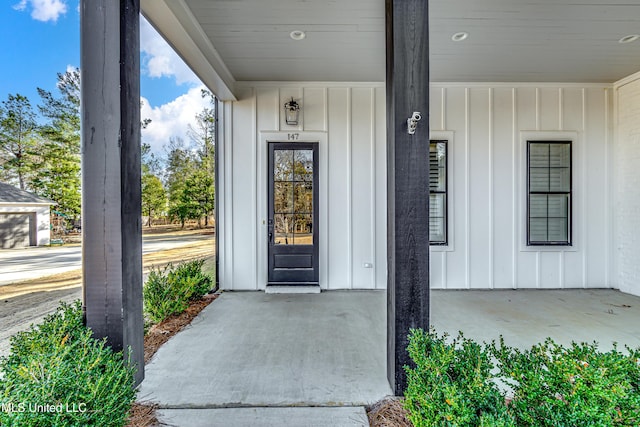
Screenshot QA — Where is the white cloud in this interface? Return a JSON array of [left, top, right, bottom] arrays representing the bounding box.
[[12, 0, 27, 11], [14, 0, 67, 22], [140, 86, 211, 156], [140, 16, 201, 86]]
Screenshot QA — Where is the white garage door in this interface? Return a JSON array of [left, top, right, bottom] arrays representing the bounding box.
[[0, 213, 35, 249]]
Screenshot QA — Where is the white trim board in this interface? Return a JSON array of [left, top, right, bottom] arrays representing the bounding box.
[[257, 131, 329, 290]]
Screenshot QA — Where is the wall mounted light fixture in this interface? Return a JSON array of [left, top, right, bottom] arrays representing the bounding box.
[[284, 97, 300, 125]]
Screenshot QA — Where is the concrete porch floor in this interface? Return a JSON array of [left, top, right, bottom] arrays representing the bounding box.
[[138, 291, 389, 426], [138, 289, 640, 426], [432, 289, 640, 350]]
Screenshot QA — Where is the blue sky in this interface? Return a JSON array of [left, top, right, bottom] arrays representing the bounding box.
[[0, 0, 210, 154]]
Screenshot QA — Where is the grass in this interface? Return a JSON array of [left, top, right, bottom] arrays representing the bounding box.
[[201, 256, 216, 283]]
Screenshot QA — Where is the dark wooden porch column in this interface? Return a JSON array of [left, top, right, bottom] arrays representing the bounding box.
[[386, 0, 430, 395], [81, 0, 144, 385]]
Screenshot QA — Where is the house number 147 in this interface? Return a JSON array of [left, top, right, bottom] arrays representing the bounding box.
[[287, 133, 300, 141]]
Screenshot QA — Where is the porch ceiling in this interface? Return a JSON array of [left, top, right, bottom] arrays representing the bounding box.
[[141, 0, 640, 99]]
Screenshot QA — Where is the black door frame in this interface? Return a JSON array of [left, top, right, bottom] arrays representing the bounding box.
[[267, 141, 319, 285]]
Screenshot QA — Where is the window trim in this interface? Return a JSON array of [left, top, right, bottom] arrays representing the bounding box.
[[526, 140, 572, 246], [429, 139, 448, 246]]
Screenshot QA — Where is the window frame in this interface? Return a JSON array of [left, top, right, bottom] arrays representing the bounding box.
[[526, 140, 572, 246], [429, 139, 448, 246]]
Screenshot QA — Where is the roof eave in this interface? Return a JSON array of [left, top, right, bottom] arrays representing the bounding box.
[[141, 0, 238, 101], [0, 202, 57, 206]]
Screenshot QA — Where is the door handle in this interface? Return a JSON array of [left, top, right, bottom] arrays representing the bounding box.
[[268, 219, 274, 245]]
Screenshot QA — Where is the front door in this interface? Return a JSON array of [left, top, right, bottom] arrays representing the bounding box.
[[268, 142, 319, 285]]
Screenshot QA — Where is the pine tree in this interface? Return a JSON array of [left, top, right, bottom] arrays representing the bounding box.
[[186, 90, 216, 226], [141, 172, 166, 227], [31, 69, 82, 219], [188, 89, 216, 174], [0, 94, 40, 190], [180, 169, 214, 228], [162, 91, 217, 228], [164, 137, 197, 227]]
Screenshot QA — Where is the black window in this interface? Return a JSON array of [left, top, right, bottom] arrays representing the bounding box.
[[527, 141, 572, 246], [430, 140, 447, 245]]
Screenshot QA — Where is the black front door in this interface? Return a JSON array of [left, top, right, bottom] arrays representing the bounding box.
[[268, 142, 319, 285]]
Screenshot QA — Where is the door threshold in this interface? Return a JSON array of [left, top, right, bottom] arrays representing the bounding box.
[[265, 284, 321, 294]]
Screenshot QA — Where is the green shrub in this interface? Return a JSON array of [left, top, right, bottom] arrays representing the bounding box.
[[404, 329, 515, 427], [143, 268, 188, 324], [171, 258, 212, 299], [0, 301, 136, 427], [404, 328, 640, 427], [143, 258, 212, 324], [492, 338, 640, 427]]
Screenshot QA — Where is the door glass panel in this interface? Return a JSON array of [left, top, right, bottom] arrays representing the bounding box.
[[294, 150, 313, 181], [294, 182, 313, 213], [274, 182, 293, 213], [274, 150, 293, 181], [274, 213, 293, 245], [293, 214, 313, 245], [272, 148, 314, 246]]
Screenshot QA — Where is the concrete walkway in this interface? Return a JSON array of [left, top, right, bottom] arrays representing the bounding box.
[[138, 291, 391, 426], [139, 289, 640, 426]]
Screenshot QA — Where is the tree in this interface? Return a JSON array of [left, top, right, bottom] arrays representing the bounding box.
[[141, 172, 166, 227], [31, 68, 81, 219], [0, 94, 39, 190], [164, 137, 197, 226], [179, 169, 214, 227], [187, 89, 216, 174], [163, 92, 217, 228], [186, 90, 216, 226], [141, 142, 166, 227], [141, 142, 162, 177]]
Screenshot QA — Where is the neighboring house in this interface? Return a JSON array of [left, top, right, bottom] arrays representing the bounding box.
[[0, 182, 55, 248]]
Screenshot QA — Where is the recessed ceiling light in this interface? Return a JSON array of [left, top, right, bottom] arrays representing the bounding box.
[[619, 34, 640, 44], [290, 30, 306, 41], [451, 32, 469, 42]]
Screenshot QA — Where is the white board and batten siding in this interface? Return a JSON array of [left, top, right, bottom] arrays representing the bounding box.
[[218, 81, 615, 291], [613, 72, 640, 297], [217, 83, 387, 290], [430, 83, 614, 290]]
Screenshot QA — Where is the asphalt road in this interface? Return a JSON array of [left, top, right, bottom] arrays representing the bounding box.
[[0, 232, 212, 286]]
